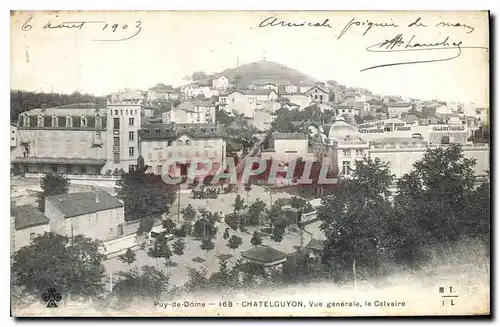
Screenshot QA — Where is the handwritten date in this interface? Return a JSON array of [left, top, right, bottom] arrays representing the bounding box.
[[21, 16, 142, 42]]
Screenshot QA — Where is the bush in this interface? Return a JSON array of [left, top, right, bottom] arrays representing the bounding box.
[[105, 169, 112, 176], [172, 228, 187, 238]]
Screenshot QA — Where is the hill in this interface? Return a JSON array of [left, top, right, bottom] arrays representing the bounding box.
[[206, 60, 319, 87]]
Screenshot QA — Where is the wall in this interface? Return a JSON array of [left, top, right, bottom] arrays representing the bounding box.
[[14, 224, 50, 251], [13, 129, 107, 161], [223, 92, 255, 117], [47, 202, 126, 241]]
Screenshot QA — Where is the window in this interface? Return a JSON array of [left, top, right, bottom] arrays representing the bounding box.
[[81, 166, 86, 174], [51, 165, 58, 173], [232, 98, 235, 104], [126, 110, 129, 115], [30, 233, 35, 241], [95, 131, 102, 141], [167, 140, 172, 146], [135, 110, 137, 115], [113, 118, 120, 129], [113, 137, 120, 146], [155, 128, 160, 134], [81, 116, 87, 127], [129, 118, 135, 126], [66, 116, 72, 127], [115, 110, 118, 115], [186, 140, 190, 146], [66, 165, 72, 174], [113, 153, 120, 163], [314, 95, 318, 100], [342, 161, 351, 176], [157, 165, 163, 175], [343, 150, 350, 156], [52, 116, 58, 127], [348, 109, 352, 113], [356, 150, 363, 156], [129, 131, 134, 141], [129, 147, 135, 157], [120, 110, 123, 115], [37, 115, 44, 127], [23, 115, 29, 127]]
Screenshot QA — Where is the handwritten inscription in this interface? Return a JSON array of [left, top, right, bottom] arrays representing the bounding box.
[[257, 15, 486, 72], [21, 16, 142, 42], [259, 16, 332, 28]]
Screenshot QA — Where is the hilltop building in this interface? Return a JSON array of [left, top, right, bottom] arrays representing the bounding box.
[[162, 101, 215, 124]]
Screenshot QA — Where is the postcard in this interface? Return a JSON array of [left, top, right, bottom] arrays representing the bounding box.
[[10, 10, 490, 317]]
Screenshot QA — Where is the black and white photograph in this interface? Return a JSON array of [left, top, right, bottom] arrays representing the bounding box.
[[9, 10, 490, 317]]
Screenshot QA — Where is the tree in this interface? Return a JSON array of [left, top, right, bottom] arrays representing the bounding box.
[[116, 156, 177, 222], [181, 204, 197, 233], [209, 259, 240, 290], [162, 218, 176, 234], [191, 71, 209, 81], [193, 216, 218, 239], [233, 194, 245, 213], [147, 234, 172, 269], [224, 213, 239, 231], [112, 265, 169, 306], [227, 235, 243, 251], [392, 145, 481, 265], [223, 228, 230, 240], [12, 233, 106, 301], [200, 238, 215, 258], [36, 173, 70, 212], [118, 248, 137, 265], [137, 216, 155, 234], [318, 156, 394, 281], [250, 231, 263, 247], [290, 196, 313, 213], [172, 238, 186, 257], [246, 198, 266, 226]]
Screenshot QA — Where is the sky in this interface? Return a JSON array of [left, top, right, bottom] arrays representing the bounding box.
[[11, 10, 489, 106]]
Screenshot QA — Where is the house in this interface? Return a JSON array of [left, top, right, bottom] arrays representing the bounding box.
[[280, 93, 311, 110], [12, 204, 50, 251], [383, 102, 412, 118], [108, 89, 145, 103], [162, 101, 215, 124], [304, 238, 325, 259], [382, 95, 402, 103], [181, 84, 204, 98], [147, 84, 180, 101], [261, 83, 278, 92], [141, 106, 154, 118], [240, 246, 289, 268], [284, 84, 298, 94], [332, 104, 360, 117], [212, 76, 229, 90], [305, 86, 329, 104], [261, 132, 310, 162], [138, 122, 226, 176], [219, 89, 278, 117], [45, 189, 125, 241]]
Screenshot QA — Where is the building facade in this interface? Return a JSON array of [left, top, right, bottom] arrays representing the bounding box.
[[212, 76, 229, 90], [305, 86, 329, 104], [12, 107, 108, 175], [384, 102, 412, 118], [138, 123, 226, 176], [162, 101, 215, 124]]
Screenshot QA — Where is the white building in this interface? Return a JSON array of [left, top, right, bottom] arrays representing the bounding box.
[[212, 76, 229, 90], [162, 101, 215, 124], [384, 102, 412, 118], [261, 132, 311, 162]]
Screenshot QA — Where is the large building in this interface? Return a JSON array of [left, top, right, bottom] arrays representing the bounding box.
[[45, 189, 125, 241], [309, 116, 489, 179], [11, 100, 142, 175], [138, 123, 226, 176], [212, 76, 229, 90], [161, 101, 215, 124], [147, 84, 180, 101], [305, 85, 329, 104]]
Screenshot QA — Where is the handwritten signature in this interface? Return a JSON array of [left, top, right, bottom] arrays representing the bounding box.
[[21, 16, 142, 42]]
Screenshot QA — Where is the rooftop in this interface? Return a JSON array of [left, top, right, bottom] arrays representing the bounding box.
[[305, 239, 325, 252], [139, 123, 225, 140], [273, 132, 308, 140], [384, 102, 412, 107], [46, 190, 123, 218], [12, 204, 50, 230], [240, 246, 288, 264]]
